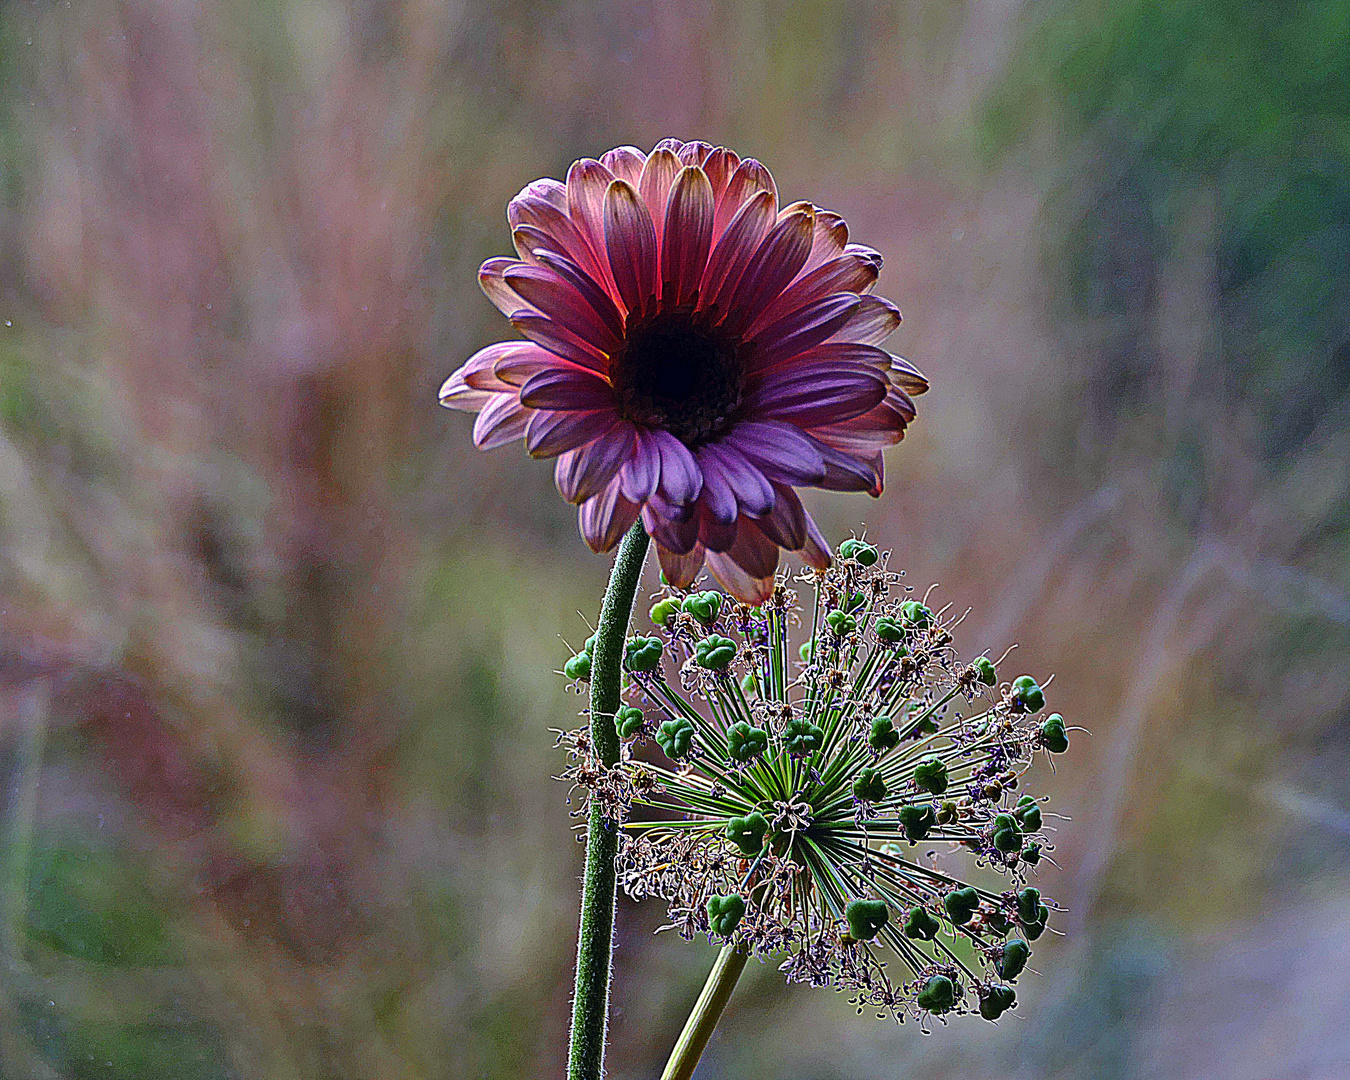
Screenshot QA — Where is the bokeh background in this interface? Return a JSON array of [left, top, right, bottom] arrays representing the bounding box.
[[2, 1, 1348, 1077]]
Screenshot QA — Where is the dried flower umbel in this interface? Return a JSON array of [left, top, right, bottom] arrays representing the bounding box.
[[560, 539, 1071, 1026]]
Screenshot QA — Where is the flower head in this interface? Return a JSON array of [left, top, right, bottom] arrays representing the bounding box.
[[440, 140, 927, 602], [559, 539, 1071, 1025]]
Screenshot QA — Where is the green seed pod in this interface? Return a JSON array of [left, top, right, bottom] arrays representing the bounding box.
[[853, 543, 879, 567], [845, 898, 889, 941], [1021, 842, 1042, 865], [655, 717, 696, 759], [898, 803, 937, 842], [973, 656, 997, 686], [784, 717, 824, 757], [706, 893, 746, 936], [694, 634, 737, 670], [913, 755, 949, 795], [724, 812, 768, 855], [1016, 887, 1041, 925], [995, 938, 1030, 980], [1013, 797, 1043, 832], [900, 600, 933, 629], [649, 598, 680, 627], [624, 636, 664, 672], [616, 706, 645, 738], [1040, 713, 1069, 753], [936, 800, 959, 825], [944, 886, 980, 925], [726, 721, 769, 763], [1010, 674, 1045, 713], [852, 767, 887, 803], [1023, 905, 1049, 940], [798, 640, 815, 663], [868, 715, 900, 753], [916, 974, 956, 1013], [903, 905, 941, 941], [874, 615, 904, 643], [992, 813, 1022, 854], [986, 908, 1012, 935], [979, 984, 1017, 1021], [825, 609, 857, 636], [681, 590, 723, 624], [563, 651, 592, 681], [838, 538, 862, 560]]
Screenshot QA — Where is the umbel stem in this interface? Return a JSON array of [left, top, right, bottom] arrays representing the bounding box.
[[660, 943, 750, 1080], [567, 521, 651, 1080]]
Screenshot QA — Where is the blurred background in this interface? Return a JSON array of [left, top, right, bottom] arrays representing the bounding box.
[[1, 0, 1348, 1077]]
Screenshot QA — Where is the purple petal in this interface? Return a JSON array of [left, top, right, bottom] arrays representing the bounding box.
[[826, 295, 901, 346], [651, 430, 703, 506], [519, 365, 614, 411], [619, 427, 662, 503], [720, 419, 827, 485], [472, 393, 530, 449], [578, 475, 641, 553], [754, 483, 808, 550], [504, 264, 620, 353], [799, 510, 832, 569], [530, 249, 625, 339], [744, 362, 888, 426], [713, 158, 777, 240], [599, 146, 646, 185], [643, 496, 701, 555], [661, 166, 715, 307], [798, 432, 879, 493], [511, 313, 610, 372], [479, 257, 534, 317], [524, 408, 615, 458], [800, 210, 849, 274], [744, 252, 881, 339], [746, 293, 862, 369], [694, 446, 739, 526], [700, 190, 775, 313], [491, 344, 571, 387], [698, 442, 775, 518], [719, 206, 815, 334], [554, 422, 635, 503]]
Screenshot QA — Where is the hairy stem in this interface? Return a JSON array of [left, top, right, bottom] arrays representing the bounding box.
[[567, 521, 651, 1080], [660, 942, 749, 1080]]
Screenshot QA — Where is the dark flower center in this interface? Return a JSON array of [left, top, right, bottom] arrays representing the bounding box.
[[611, 311, 744, 446]]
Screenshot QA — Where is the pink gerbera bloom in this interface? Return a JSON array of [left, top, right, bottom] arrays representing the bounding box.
[[440, 139, 927, 602]]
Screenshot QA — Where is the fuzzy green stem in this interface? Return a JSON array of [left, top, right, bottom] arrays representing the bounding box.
[[567, 520, 651, 1080], [660, 943, 749, 1080]]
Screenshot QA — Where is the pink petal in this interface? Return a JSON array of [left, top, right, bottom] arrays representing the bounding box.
[[656, 541, 706, 588], [744, 251, 881, 339], [472, 393, 531, 449], [746, 293, 862, 369], [701, 147, 740, 204], [638, 148, 681, 254], [697, 501, 739, 553], [801, 209, 849, 274], [700, 189, 776, 313], [492, 344, 572, 387], [643, 493, 700, 553], [600, 146, 647, 185], [744, 361, 888, 426], [511, 313, 610, 372], [723, 517, 781, 578], [888, 353, 929, 395], [826, 295, 902, 346], [524, 408, 615, 458], [530, 249, 626, 339], [457, 341, 526, 393], [660, 166, 715, 308], [799, 432, 879, 493], [564, 158, 618, 281], [555, 422, 635, 503], [508, 192, 605, 285], [603, 179, 659, 318], [652, 137, 686, 155], [705, 529, 776, 603], [578, 475, 641, 553], [720, 419, 827, 485], [713, 158, 777, 240], [799, 510, 832, 569], [504, 264, 621, 353], [676, 140, 714, 167], [519, 365, 614, 411], [719, 205, 815, 334], [479, 257, 534, 317]]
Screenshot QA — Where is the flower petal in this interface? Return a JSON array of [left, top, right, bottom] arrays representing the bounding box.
[[826, 294, 902, 346], [746, 293, 862, 369], [530, 249, 626, 339], [643, 495, 700, 554], [555, 422, 635, 503], [638, 148, 681, 254], [721, 419, 827, 485], [697, 442, 775, 518], [799, 432, 879, 493], [472, 392, 531, 449], [449, 341, 524, 395], [697, 501, 739, 553], [701, 147, 740, 204], [656, 541, 706, 588], [700, 189, 776, 313], [603, 179, 659, 318], [492, 344, 572, 387], [801, 209, 849, 274], [719, 205, 815, 334], [578, 475, 641, 553], [511, 313, 610, 372], [524, 408, 615, 458], [888, 353, 929, 395], [600, 145, 646, 185], [754, 483, 808, 551], [745, 251, 881, 339], [519, 365, 615, 411], [676, 140, 714, 167], [799, 510, 832, 569], [705, 525, 777, 603], [713, 157, 777, 240], [694, 445, 739, 527], [744, 361, 888, 426], [661, 166, 715, 308], [619, 427, 662, 503], [508, 192, 606, 286], [479, 257, 534, 317], [504, 264, 621, 353], [651, 429, 703, 506]]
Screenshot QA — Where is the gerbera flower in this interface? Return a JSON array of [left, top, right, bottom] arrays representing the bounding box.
[[439, 139, 927, 602], [558, 540, 1072, 1023]]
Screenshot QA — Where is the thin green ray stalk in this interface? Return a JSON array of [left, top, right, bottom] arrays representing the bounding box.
[[568, 520, 650, 1080], [660, 942, 749, 1080]]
